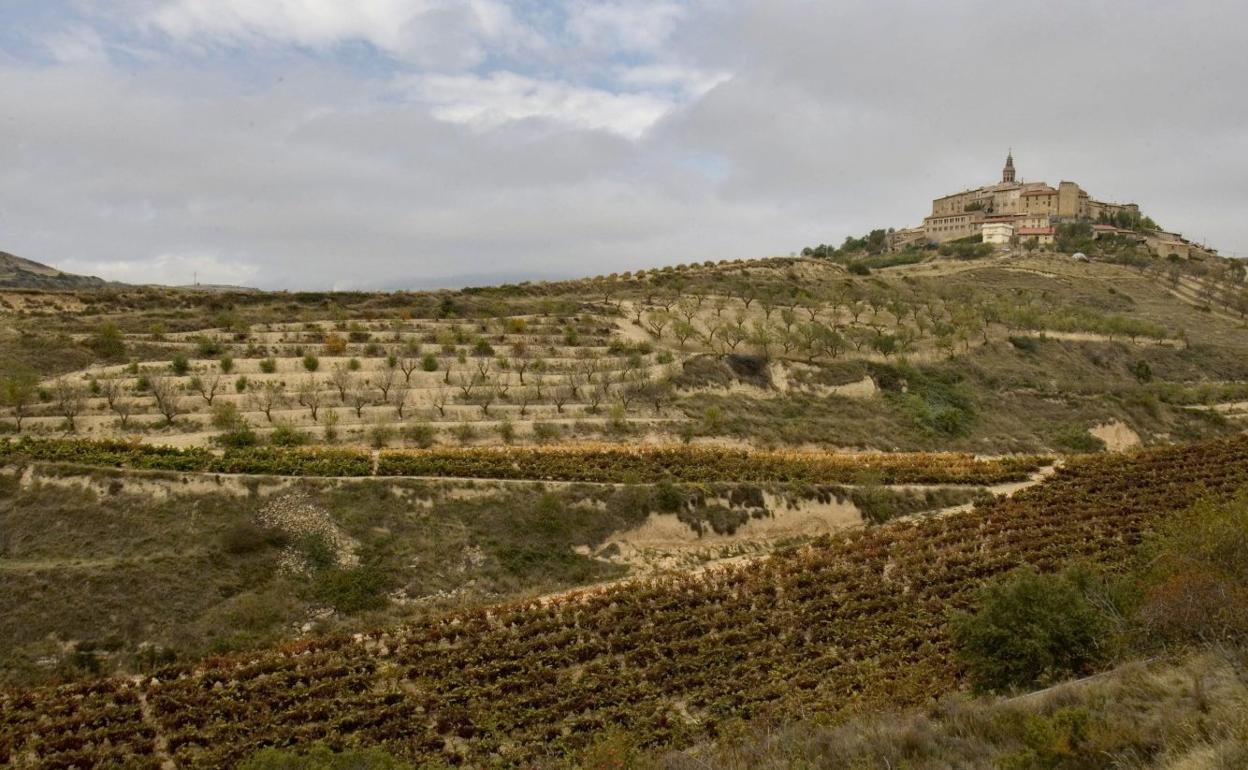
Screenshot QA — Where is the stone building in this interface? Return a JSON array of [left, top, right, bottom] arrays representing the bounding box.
[[919, 153, 1139, 245]]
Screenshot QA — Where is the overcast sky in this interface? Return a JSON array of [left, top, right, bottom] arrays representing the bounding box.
[[1, 1, 1245, 289]]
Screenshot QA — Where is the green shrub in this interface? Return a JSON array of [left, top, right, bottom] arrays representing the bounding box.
[[347, 358, 361, 371], [951, 566, 1108, 693], [170, 354, 190, 376], [1008, 335, 1039, 353], [195, 336, 224, 357], [532, 421, 560, 444], [88, 322, 127, 360], [259, 358, 277, 374], [369, 424, 394, 449], [269, 422, 310, 447], [303, 354, 320, 372], [420, 353, 438, 372], [235, 375, 248, 392], [452, 422, 477, 446], [309, 563, 389, 613], [220, 520, 285, 555], [1051, 425, 1107, 454], [401, 422, 436, 449], [219, 354, 235, 373], [1136, 493, 1248, 645], [497, 418, 515, 444]]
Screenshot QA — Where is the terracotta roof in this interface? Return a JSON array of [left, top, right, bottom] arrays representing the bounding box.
[[1020, 188, 1057, 197], [1017, 227, 1055, 236]]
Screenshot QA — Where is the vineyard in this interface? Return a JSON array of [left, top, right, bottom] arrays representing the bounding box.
[[4, 434, 1247, 768], [0, 437, 1046, 485]]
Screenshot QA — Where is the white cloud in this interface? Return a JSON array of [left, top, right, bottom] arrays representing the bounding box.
[[566, 1, 686, 53], [60, 252, 260, 287], [616, 64, 732, 99], [43, 24, 109, 65], [143, 0, 537, 67], [405, 71, 676, 139]]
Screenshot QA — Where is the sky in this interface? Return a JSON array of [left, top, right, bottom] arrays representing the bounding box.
[[1, 1, 1246, 290]]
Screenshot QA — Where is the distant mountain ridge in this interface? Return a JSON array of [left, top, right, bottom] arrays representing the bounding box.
[[0, 250, 114, 290]]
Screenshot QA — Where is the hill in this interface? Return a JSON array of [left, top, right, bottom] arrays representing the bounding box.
[[2, 435, 1246, 767], [1, 247, 1247, 768], [0, 251, 113, 291]]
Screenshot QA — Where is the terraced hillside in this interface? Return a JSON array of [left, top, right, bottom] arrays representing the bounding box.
[[3, 252, 1247, 453], [4, 435, 1246, 768]]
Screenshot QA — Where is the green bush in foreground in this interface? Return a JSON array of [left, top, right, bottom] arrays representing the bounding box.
[[952, 566, 1109, 693]]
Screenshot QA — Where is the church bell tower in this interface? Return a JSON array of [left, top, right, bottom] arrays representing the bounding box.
[[1002, 150, 1016, 183]]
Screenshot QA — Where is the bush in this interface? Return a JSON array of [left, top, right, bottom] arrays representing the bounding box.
[[309, 564, 389, 614], [452, 422, 477, 446], [369, 424, 394, 449], [269, 422, 310, 447], [196, 336, 224, 357], [1135, 493, 1248, 645], [420, 353, 439, 372], [88, 322, 127, 360], [219, 354, 234, 373], [303, 354, 320, 372], [259, 358, 277, 374], [532, 421, 561, 444], [951, 566, 1109, 693], [220, 520, 285, 555], [170, 354, 190, 376], [401, 422, 436, 449], [1051, 425, 1107, 454]]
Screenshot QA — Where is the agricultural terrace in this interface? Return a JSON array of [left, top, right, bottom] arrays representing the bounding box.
[[3, 435, 1247, 768], [2, 253, 1247, 453]]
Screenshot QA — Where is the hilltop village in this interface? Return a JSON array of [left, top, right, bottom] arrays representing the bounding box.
[[885, 153, 1217, 259]]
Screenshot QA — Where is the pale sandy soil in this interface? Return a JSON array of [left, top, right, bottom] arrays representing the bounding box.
[[1090, 420, 1143, 452]]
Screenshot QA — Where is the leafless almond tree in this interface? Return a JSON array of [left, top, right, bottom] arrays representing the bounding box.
[[398, 356, 419, 383], [53, 380, 87, 432], [393, 381, 411, 419], [248, 381, 286, 423], [149, 377, 183, 426], [347, 383, 372, 418], [297, 377, 323, 421], [329, 364, 354, 403], [189, 374, 222, 405], [431, 386, 450, 418], [375, 367, 397, 404]]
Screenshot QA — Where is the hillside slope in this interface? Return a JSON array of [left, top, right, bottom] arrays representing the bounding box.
[[3, 435, 1246, 768], [0, 251, 111, 290]]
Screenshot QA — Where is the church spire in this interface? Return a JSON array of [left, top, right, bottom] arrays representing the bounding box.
[[1002, 149, 1016, 183]]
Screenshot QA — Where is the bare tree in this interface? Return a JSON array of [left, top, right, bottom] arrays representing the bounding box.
[[111, 395, 136, 429], [550, 384, 571, 414], [248, 381, 287, 423], [188, 374, 222, 405], [393, 381, 412, 419], [431, 386, 450, 418], [149, 377, 183, 426], [347, 383, 372, 418], [330, 364, 354, 403], [296, 377, 323, 421], [516, 386, 536, 417], [99, 377, 124, 412], [53, 380, 87, 432], [398, 356, 420, 384], [475, 384, 497, 416], [375, 367, 397, 404]]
